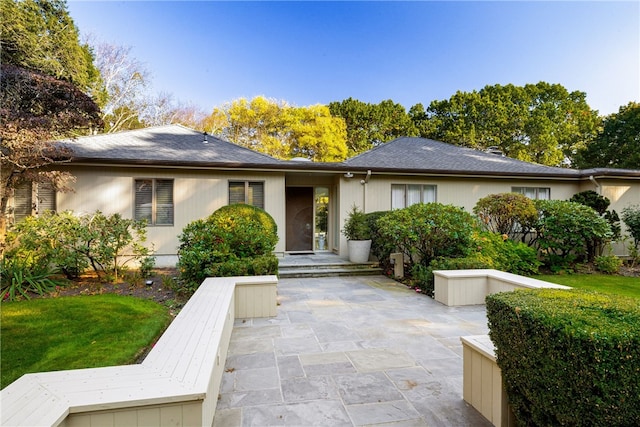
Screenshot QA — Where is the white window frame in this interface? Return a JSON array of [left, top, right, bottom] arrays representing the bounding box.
[[512, 187, 550, 200], [391, 184, 437, 210]]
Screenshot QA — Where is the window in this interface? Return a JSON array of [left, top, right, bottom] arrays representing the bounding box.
[[229, 181, 264, 209], [135, 179, 174, 225], [13, 182, 56, 223], [391, 184, 437, 209], [512, 187, 550, 200]]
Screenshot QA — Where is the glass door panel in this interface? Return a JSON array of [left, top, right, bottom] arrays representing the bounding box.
[[314, 187, 329, 251]]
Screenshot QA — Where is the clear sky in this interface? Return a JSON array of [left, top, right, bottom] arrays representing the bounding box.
[[67, 1, 640, 116]]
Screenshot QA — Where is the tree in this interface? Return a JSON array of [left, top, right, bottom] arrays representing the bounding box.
[[287, 105, 347, 161], [141, 92, 207, 129], [207, 96, 348, 161], [92, 42, 151, 133], [328, 98, 417, 156], [621, 205, 640, 264], [574, 102, 640, 169], [425, 82, 601, 167], [534, 200, 611, 269], [1, 64, 102, 245], [408, 103, 433, 137], [473, 193, 538, 241], [1, 0, 103, 246], [569, 190, 621, 259], [0, 0, 100, 91]]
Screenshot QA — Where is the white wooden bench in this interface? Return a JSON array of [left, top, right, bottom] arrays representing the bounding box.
[[448, 270, 571, 426], [461, 335, 516, 427], [1, 275, 277, 427], [433, 269, 570, 306]]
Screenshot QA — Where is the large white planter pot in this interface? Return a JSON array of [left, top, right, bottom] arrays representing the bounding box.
[[348, 240, 372, 263]]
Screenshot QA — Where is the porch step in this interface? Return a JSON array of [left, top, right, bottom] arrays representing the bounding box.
[[278, 262, 383, 278]]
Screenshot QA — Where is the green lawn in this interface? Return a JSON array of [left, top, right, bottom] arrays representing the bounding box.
[[535, 274, 640, 299], [1, 294, 172, 389]]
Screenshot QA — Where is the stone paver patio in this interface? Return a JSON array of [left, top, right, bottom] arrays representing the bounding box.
[[213, 275, 493, 426]]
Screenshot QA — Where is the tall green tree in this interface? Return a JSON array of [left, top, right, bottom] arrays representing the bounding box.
[[328, 98, 417, 156], [425, 82, 600, 167], [207, 96, 348, 162], [574, 102, 640, 169], [408, 103, 433, 137], [1, 0, 100, 91], [0, 0, 103, 247]]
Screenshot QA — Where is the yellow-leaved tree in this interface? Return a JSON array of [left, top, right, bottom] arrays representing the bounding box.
[[203, 96, 347, 162]]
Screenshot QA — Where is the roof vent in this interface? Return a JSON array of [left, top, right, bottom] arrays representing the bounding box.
[[290, 157, 311, 162], [486, 146, 504, 156], [203, 132, 208, 144]]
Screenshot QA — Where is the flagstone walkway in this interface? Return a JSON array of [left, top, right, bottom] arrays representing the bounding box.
[[213, 275, 493, 426]]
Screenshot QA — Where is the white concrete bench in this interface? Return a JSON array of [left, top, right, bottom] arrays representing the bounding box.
[[434, 269, 570, 306], [461, 335, 516, 427], [1, 275, 277, 427]]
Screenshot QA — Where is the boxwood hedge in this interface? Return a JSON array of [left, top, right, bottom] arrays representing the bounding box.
[[177, 204, 278, 293], [486, 289, 640, 426]]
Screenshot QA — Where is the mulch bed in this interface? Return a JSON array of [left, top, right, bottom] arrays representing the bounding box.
[[45, 268, 188, 310]]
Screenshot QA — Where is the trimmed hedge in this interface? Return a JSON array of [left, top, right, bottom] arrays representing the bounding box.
[[376, 203, 476, 267], [177, 204, 278, 293], [486, 289, 640, 426]]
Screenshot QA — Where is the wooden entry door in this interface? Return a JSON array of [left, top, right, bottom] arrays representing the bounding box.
[[286, 187, 314, 251]]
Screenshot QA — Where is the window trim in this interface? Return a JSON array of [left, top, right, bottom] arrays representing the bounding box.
[[134, 178, 174, 226], [391, 183, 437, 210], [511, 186, 551, 200], [228, 180, 265, 209]]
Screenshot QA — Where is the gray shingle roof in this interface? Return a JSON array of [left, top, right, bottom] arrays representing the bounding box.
[[61, 124, 284, 167], [61, 126, 638, 178], [345, 136, 583, 177]]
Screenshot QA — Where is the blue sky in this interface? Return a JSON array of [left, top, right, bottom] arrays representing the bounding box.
[[68, 1, 639, 116]]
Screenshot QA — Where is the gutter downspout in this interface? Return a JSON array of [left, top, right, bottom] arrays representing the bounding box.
[[589, 175, 600, 194], [361, 170, 372, 211]]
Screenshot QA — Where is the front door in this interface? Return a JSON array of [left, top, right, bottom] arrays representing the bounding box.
[[286, 187, 314, 251]]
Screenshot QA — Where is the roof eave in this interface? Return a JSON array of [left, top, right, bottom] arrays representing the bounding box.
[[66, 157, 640, 179]]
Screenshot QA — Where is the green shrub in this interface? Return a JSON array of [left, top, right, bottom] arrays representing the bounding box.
[[487, 289, 640, 426], [79, 212, 154, 281], [594, 255, 623, 274], [570, 190, 622, 259], [473, 193, 538, 241], [365, 210, 393, 269], [409, 232, 541, 296], [207, 204, 278, 258], [5, 211, 89, 279], [472, 231, 541, 276], [622, 205, 640, 252], [177, 204, 278, 292], [205, 254, 279, 280], [376, 203, 476, 268], [4, 211, 153, 282], [534, 200, 612, 270]]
